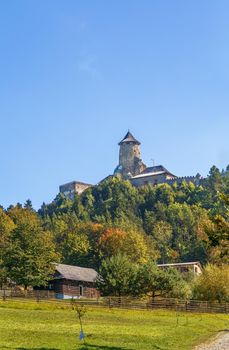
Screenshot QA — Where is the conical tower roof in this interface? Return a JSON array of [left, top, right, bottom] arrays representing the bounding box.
[[118, 131, 140, 145]]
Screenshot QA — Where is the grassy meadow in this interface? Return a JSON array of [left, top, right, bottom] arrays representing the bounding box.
[[0, 300, 228, 350]]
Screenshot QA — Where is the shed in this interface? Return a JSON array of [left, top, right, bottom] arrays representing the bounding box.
[[49, 263, 100, 299], [157, 261, 202, 276]]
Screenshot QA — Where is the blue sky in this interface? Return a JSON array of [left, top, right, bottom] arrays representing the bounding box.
[[0, 0, 228, 209]]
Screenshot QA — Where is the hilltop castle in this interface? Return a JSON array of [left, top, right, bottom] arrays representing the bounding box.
[[60, 131, 203, 198]]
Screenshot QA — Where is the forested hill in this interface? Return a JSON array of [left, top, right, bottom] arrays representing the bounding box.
[[0, 164, 228, 290], [37, 165, 229, 267]]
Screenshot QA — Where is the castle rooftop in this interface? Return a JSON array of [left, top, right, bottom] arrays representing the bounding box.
[[118, 131, 140, 145], [139, 165, 176, 178]]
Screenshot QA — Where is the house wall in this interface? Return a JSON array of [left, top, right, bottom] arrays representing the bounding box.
[[52, 279, 100, 299]]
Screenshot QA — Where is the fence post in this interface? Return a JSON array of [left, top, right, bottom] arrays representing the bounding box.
[[36, 290, 40, 303], [3, 289, 6, 301], [118, 296, 121, 308]]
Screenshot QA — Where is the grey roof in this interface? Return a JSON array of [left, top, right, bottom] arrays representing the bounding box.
[[131, 171, 165, 180], [131, 165, 176, 180], [54, 263, 98, 282], [140, 165, 175, 176], [118, 131, 140, 145]]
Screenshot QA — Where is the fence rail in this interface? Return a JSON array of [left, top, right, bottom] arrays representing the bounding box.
[[0, 290, 228, 314]]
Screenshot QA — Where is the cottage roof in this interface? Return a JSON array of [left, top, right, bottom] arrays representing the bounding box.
[[118, 131, 140, 145], [131, 165, 176, 179], [54, 263, 98, 282]]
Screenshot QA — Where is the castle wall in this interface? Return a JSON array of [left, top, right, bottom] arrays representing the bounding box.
[[59, 181, 92, 199], [131, 174, 205, 188], [165, 176, 205, 186]]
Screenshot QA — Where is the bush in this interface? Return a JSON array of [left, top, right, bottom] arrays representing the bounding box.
[[193, 264, 229, 302]]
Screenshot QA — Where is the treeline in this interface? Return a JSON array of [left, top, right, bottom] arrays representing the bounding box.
[[39, 164, 229, 266], [0, 165, 228, 299]]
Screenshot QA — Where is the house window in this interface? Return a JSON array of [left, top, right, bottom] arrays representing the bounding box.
[[79, 285, 84, 297]]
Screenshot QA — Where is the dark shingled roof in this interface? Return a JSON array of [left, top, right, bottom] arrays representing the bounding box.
[[54, 263, 98, 282], [118, 131, 140, 145]]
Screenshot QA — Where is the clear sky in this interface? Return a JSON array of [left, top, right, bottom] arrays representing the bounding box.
[[0, 0, 228, 209]]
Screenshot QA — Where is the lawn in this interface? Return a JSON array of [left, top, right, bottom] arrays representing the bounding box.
[[0, 300, 228, 350]]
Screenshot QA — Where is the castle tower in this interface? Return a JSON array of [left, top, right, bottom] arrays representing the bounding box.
[[114, 131, 146, 179]]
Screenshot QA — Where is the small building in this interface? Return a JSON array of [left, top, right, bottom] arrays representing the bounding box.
[[157, 262, 202, 276], [49, 263, 100, 299], [59, 181, 92, 199], [131, 165, 176, 187]]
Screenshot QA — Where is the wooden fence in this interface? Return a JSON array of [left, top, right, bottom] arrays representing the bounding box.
[[103, 296, 229, 314], [0, 290, 228, 314]]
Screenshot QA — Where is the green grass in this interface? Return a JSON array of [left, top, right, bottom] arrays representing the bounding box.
[[0, 300, 228, 350]]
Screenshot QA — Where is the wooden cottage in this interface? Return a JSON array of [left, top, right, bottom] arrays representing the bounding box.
[[49, 263, 100, 299]]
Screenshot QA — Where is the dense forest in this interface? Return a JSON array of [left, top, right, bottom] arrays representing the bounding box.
[[0, 165, 228, 299], [39, 164, 228, 267]]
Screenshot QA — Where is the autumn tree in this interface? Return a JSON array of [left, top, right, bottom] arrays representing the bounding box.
[[97, 227, 156, 263]]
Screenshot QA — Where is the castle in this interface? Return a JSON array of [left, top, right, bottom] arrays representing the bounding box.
[[60, 131, 204, 198]]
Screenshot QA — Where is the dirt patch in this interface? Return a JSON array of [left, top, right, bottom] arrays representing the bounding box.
[[195, 332, 229, 350]]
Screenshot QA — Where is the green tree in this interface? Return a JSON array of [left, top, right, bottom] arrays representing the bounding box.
[[24, 199, 34, 211], [3, 206, 58, 289], [151, 221, 172, 263], [205, 215, 229, 264], [0, 208, 15, 287], [136, 262, 191, 299], [165, 203, 209, 262], [53, 216, 91, 266], [96, 254, 137, 296]]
